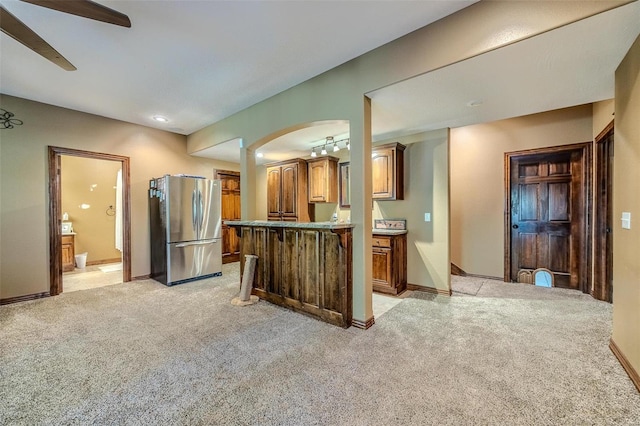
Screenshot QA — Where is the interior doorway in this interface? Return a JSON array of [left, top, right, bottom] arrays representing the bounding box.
[[504, 142, 592, 292], [593, 121, 614, 302], [48, 146, 131, 295]]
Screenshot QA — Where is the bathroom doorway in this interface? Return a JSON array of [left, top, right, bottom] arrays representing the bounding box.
[[48, 146, 131, 295]]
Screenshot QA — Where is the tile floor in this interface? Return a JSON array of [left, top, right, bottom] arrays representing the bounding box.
[[63, 262, 123, 293]]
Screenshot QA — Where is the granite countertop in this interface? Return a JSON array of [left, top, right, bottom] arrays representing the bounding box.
[[372, 229, 407, 235], [62, 232, 77, 236], [225, 220, 354, 230]]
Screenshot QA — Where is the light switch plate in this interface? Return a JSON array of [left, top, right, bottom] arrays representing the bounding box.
[[621, 212, 631, 229], [424, 213, 431, 222]]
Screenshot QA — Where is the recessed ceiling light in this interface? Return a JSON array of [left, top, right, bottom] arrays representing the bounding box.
[[466, 100, 483, 107], [153, 115, 169, 123], [256, 152, 264, 158]]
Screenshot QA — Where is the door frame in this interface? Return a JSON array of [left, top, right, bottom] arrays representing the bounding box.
[[48, 146, 132, 295], [503, 142, 592, 292], [593, 120, 614, 302]]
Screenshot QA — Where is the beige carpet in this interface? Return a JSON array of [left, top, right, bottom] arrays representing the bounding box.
[[1, 264, 639, 425]]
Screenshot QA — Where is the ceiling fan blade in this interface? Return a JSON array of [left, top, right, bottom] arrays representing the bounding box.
[[0, 5, 76, 71], [20, 0, 131, 28]]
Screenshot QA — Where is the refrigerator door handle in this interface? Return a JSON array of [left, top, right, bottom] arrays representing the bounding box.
[[191, 189, 198, 232], [175, 240, 218, 248], [198, 189, 204, 232]]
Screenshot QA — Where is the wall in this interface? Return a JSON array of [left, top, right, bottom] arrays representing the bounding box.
[[61, 156, 122, 263], [373, 130, 450, 291], [187, 2, 620, 323], [0, 95, 239, 300], [449, 105, 593, 278], [612, 34, 640, 389], [593, 99, 615, 139]]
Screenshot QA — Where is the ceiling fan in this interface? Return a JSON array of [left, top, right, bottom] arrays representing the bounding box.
[[0, 0, 131, 71]]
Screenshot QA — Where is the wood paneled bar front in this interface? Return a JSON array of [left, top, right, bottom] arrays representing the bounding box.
[[226, 220, 354, 328]]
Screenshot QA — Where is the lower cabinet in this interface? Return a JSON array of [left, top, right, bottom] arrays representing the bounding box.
[[372, 233, 407, 295], [62, 234, 75, 272]]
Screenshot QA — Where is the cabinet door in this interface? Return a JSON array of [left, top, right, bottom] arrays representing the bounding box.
[[221, 226, 240, 262], [372, 148, 394, 199], [372, 247, 392, 288], [280, 163, 299, 218], [308, 160, 327, 202], [220, 174, 240, 221], [61, 235, 75, 272], [266, 166, 282, 217]]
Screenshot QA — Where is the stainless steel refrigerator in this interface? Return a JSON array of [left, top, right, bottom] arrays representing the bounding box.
[[149, 175, 222, 285]]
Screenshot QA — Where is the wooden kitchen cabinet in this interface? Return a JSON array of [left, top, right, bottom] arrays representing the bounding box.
[[266, 159, 314, 222], [62, 234, 75, 272], [372, 142, 405, 200], [372, 233, 407, 295], [307, 156, 338, 203]]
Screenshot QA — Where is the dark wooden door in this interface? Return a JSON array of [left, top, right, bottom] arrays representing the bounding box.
[[593, 124, 614, 302], [216, 170, 240, 264], [507, 145, 590, 290]]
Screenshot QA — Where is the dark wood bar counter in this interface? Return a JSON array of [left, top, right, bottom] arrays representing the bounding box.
[[226, 221, 354, 328]]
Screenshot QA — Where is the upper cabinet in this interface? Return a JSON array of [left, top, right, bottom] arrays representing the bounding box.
[[266, 159, 314, 222], [372, 142, 406, 201], [307, 156, 338, 203]]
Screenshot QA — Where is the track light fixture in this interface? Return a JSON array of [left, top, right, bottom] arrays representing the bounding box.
[[310, 136, 350, 157]]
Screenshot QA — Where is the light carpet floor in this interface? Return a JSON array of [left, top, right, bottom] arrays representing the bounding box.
[[2, 264, 639, 425]]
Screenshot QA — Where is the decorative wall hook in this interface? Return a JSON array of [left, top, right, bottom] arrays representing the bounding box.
[[0, 109, 24, 129]]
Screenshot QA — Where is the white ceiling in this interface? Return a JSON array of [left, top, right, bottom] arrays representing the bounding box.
[[368, 0, 640, 140], [3, 1, 638, 167], [0, 0, 475, 135], [194, 1, 639, 165]]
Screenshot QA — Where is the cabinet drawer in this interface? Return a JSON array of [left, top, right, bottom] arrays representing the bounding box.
[[372, 237, 391, 248]]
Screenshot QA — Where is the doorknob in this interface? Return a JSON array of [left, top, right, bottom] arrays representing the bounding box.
[[512, 224, 519, 229]]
